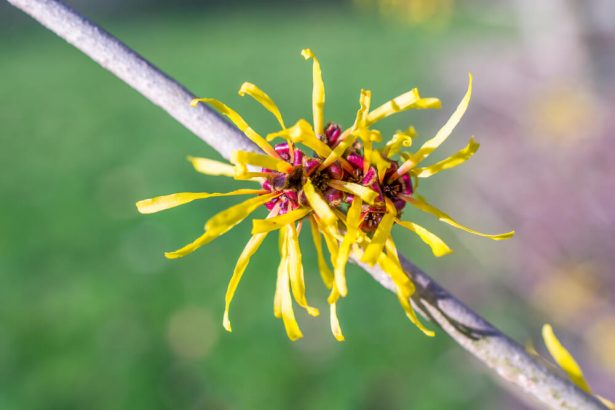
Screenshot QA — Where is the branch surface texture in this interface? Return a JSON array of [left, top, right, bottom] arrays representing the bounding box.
[[6, 1, 606, 409]]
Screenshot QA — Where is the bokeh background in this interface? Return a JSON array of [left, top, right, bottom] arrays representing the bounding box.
[[1, 0, 614, 408]]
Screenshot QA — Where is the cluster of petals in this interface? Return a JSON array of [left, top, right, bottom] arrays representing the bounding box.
[[137, 49, 514, 341]]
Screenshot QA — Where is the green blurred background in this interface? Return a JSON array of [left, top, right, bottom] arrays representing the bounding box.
[[2, 1, 614, 409]]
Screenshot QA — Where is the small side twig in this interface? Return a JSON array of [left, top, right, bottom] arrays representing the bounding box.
[[6, 0, 606, 409]]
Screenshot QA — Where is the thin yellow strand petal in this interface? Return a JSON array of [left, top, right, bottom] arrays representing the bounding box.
[[238, 82, 286, 129], [304, 179, 337, 226], [280, 244, 303, 341], [542, 324, 592, 393], [367, 88, 441, 126], [308, 216, 334, 288], [413, 136, 480, 178], [396, 220, 453, 257], [231, 150, 291, 173], [223, 232, 268, 332], [408, 194, 515, 240], [378, 252, 434, 337], [191, 97, 279, 158], [287, 224, 319, 317], [412, 73, 472, 163], [252, 207, 312, 234], [187, 156, 236, 177], [327, 180, 378, 205], [334, 196, 363, 297], [136, 189, 265, 214], [301, 48, 325, 135], [319, 133, 357, 170], [273, 228, 288, 318], [164, 193, 278, 259]]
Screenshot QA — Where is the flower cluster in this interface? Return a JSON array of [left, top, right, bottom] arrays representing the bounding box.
[[137, 49, 513, 341]]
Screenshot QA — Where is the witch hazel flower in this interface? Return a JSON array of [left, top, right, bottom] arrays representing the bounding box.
[[136, 48, 514, 341]]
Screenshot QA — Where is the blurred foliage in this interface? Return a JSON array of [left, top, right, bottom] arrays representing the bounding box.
[[0, 3, 531, 410]]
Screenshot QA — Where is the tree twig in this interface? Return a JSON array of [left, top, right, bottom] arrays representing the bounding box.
[[6, 0, 607, 408]]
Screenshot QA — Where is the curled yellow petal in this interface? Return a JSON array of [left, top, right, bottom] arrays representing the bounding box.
[[367, 88, 441, 126], [412, 73, 472, 164], [301, 48, 325, 135], [308, 216, 334, 288], [238, 82, 286, 129], [223, 232, 268, 332], [330, 300, 345, 342], [136, 189, 265, 214], [407, 194, 515, 240], [334, 196, 363, 298], [286, 224, 319, 317], [361, 205, 397, 265], [327, 180, 378, 205], [413, 136, 480, 178], [231, 150, 291, 173], [303, 178, 337, 226], [252, 207, 312, 234], [187, 156, 236, 177], [396, 220, 452, 257], [191, 97, 279, 159], [384, 127, 417, 157], [164, 193, 278, 259], [542, 324, 592, 393]]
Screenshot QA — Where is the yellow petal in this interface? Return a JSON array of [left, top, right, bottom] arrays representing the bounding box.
[[191, 97, 279, 159], [286, 224, 319, 316], [396, 220, 452, 257], [334, 196, 363, 297], [371, 150, 392, 183], [273, 228, 288, 319], [377, 252, 434, 337], [361, 209, 397, 266], [301, 48, 325, 135], [330, 301, 345, 342], [187, 156, 236, 177], [231, 150, 291, 173], [413, 136, 480, 178], [412, 73, 472, 164], [308, 216, 334, 288], [269, 119, 332, 158], [252, 207, 312, 234], [352, 89, 372, 130], [303, 178, 337, 226], [327, 180, 378, 205], [384, 127, 417, 157], [238, 82, 286, 129], [407, 194, 515, 240], [164, 192, 278, 259], [278, 236, 303, 340], [223, 232, 268, 332], [542, 324, 593, 393], [136, 189, 265, 214], [367, 88, 441, 126], [318, 133, 357, 169]]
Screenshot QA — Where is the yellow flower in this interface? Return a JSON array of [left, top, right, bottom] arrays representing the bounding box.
[[137, 48, 513, 341]]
